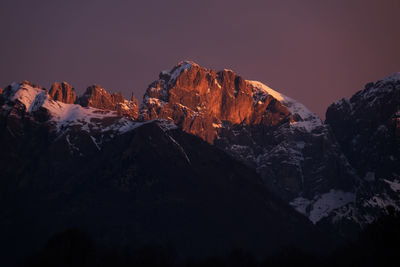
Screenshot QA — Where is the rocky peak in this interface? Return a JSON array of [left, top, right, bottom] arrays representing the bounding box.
[[326, 73, 400, 179], [113, 92, 139, 119], [322, 73, 400, 229], [111, 92, 125, 104], [78, 85, 138, 119], [78, 85, 114, 109], [0, 81, 45, 111], [49, 82, 77, 104], [140, 61, 300, 143]]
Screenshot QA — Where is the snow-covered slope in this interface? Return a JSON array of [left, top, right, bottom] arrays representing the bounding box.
[[1, 81, 142, 153], [248, 81, 323, 132]]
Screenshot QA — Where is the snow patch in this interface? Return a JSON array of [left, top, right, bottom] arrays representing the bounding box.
[[384, 179, 400, 192], [248, 80, 323, 132], [290, 190, 355, 224], [308, 190, 355, 224], [10, 83, 44, 111], [167, 61, 198, 82], [289, 197, 312, 215], [7, 84, 144, 137], [168, 135, 191, 164], [90, 136, 101, 151]]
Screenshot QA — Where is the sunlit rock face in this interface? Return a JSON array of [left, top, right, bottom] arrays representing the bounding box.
[[79, 85, 139, 118], [49, 82, 77, 104], [140, 61, 357, 218], [140, 61, 292, 144]]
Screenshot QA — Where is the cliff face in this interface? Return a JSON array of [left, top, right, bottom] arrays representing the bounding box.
[[140, 61, 292, 143], [326, 74, 400, 179], [79, 85, 139, 118], [49, 82, 77, 104], [323, 73, 400, 228]]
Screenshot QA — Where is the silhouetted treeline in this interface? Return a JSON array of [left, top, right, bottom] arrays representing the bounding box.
[[19, 207, 400, 267]]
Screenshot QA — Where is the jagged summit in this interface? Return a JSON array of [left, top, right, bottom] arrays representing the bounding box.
[[328, 72, 400, 121], [325, 73, 400, 228], [159, 61, 200, 85], [77, 85, 139, 118], [0, 81, 140, 144], [141, 61, 323, 144], [1, 81, 139, 119], [49, 81, 77, 104]]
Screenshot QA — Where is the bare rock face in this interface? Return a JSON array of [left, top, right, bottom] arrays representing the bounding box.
[[326, 74, 400, 179], [113, 92, 139, 118], [79, 85, 115, 110], [140, 61, 292, 144], [49, 82, 77, 104], [140, 61, 357, 221], [79, 85, 139, 119], [324, 73, 400, 228]]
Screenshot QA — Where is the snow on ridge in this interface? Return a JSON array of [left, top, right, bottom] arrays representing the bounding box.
[[42, 98, 116, 129], [5, 83, 143, 135], [9, 83, 44, 111], [248, 80, 285, 102], [248, 80, 323, 132], [162, 61, 199, 83], [43, 99, 145, 135], [384, 179, 400, 192]]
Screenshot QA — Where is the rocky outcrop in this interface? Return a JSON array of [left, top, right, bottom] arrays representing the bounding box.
[[326, 73, 400, 179], [0, 81, 140, 147], [78, 85, 115, 110], [113, 92, 139, 118], [49, 82, 77, 104], [140, 61, 357, 219], [140, 61, 293, 143], [79, 85, 139, 119], [324, 73, 400, 227]]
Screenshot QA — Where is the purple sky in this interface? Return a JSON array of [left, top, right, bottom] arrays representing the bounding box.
[[1, 0, 399, 118]]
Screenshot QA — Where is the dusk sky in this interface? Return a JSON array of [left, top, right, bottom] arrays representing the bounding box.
[[1, 0, 399, 117]]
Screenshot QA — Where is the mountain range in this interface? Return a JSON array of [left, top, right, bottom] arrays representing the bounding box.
[[0, 61, 399, 265]]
